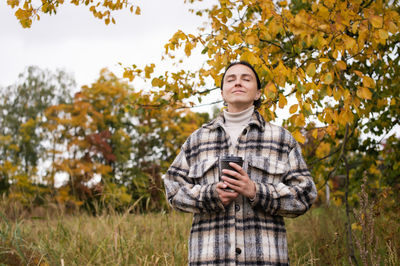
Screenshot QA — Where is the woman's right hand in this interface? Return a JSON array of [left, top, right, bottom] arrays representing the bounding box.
[[216, 182, 239, 206]]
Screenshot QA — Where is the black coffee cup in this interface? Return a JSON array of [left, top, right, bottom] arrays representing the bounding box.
[[219, 156, 243, 191]]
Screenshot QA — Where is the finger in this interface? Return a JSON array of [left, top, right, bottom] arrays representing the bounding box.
[[229, 162, 246, 175], [225, 183, 241, 192], [221, 169, 242, 180], [216, 182, 229, 189], [224, 191, 239, 198], [218, 185, 239, 197], [221, 175, 241, 186]]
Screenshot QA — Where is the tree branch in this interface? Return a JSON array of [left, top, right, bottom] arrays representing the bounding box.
[[317, 123, 350, 190]]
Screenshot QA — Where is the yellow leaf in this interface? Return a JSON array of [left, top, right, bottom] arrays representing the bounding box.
[[316, 142, 330, 158], [293, 130, 306, 144], [245, 32, 259, 46], [339, 110, 353, 125], [289, 104, 298, 114], [278, 93, 287, 109], [312, 129, 318, 139], [378, 29, 388, 41], [362, 76, 375, 88], [336, 61, 347, 71], [343, 35, 356, 50], [295, 113, 305, 127], [319, 58, 330, 63], [323, 72, 333, 85], [326, 124, 337, 138], [144, 64, 155, 78], [354, 70, 363, 77], [135, 6, 141, 15], [184, 42, 193, 56], [388, 21, 398, 34], [369, 15, 383, 28], [278, 0, 287, 7], [240, 51, 260, 66], [306, 63, 316, 77], [356, 87, 372, 100], [7, 0, 19, 8], [332, 49, 339, 59], [265, 82, 277, 93]]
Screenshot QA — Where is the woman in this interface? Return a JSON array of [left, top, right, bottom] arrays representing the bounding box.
[[164, 61, 317, 265]]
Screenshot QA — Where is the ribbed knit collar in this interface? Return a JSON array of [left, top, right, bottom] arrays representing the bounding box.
[[223, 106, 254, 126], [203, 106, 266, 132]]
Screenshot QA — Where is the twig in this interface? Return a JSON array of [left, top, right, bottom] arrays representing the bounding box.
[[317, 123, 350, 190]]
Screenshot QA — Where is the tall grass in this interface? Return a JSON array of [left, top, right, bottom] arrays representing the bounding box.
[[0, 204, 398, 265], [0, 209, 191, 265], [285, 205, 399, 266]]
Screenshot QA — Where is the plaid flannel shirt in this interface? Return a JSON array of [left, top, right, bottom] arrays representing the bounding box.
[[164, 110, 317, 265]]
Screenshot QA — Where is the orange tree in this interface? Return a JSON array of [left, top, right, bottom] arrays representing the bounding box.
[[44, 69, 209, 211]]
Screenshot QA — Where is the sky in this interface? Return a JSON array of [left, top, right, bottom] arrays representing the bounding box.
[[0, 0, 220, 111]]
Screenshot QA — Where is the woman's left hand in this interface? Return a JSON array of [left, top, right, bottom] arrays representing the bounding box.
[[221, 162, 256, 199]]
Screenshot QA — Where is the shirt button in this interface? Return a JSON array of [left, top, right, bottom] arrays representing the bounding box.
[[236, 247, 242, 255], [235, 204, 240, 212]]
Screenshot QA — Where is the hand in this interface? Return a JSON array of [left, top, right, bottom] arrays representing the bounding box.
[[216, 182, 239, 206], [221, 162, 256, 199]]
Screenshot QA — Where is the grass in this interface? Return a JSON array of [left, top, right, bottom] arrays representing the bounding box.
[[0, 205, 398, 265], [0, 210, 191, 265]]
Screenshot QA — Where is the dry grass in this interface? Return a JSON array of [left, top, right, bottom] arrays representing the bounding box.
[[0, 202, 398, 265], [0, 210, 191, 265], [286, 206, 399, 266]]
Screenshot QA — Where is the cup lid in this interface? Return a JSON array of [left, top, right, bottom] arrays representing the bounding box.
[[220, 156, 243, 162]]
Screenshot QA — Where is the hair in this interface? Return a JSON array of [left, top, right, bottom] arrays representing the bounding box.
[[220, 61, 262, 109]]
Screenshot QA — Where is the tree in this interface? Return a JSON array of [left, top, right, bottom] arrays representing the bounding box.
[[44, 69, 209, 211], [44, 69, 133, 209], [7, 0, 141, 28], [0, 66, 74, 202]]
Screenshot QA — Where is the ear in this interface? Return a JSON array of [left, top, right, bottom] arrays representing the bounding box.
[[221, 89, 225, 99], [255, 90, 261, 100]]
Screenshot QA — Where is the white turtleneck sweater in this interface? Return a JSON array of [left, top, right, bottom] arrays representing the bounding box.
[[222, 105, 254, 148]]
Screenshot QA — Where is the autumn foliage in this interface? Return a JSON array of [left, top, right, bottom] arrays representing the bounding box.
[[0, 68, 210, 212], [2, 0, 400, 216], [124, 0, 400, 209]]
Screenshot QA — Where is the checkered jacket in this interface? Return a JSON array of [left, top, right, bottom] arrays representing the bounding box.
[[164, 110, 317, 265]]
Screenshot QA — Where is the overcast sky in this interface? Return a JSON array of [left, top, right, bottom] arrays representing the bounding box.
[[0, 0, 213, 92]]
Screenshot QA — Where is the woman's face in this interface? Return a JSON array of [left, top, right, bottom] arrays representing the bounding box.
[[221, 64, 261, 113]]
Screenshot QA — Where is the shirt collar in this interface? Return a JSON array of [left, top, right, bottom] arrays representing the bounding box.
[[203, 108, 265, 132]]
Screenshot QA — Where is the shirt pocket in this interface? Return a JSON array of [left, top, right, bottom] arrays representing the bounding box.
[[247, 155, 288, 185], [188, 157, 219, 185]]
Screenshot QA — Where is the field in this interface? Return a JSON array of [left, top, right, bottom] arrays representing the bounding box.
[[1, 206, 399, 265]]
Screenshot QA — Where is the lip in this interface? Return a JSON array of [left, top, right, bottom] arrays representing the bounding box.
[[232, 90, 246, 94]]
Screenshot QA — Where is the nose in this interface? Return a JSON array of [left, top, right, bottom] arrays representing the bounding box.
[[234, 79, 242, 87]]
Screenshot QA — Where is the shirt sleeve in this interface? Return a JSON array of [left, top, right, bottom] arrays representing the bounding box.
[[249, 142, 317, 218], [163, 147, 225, 213]]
